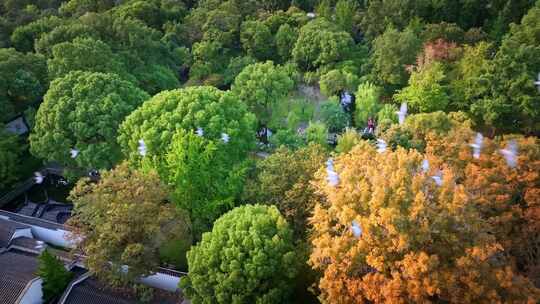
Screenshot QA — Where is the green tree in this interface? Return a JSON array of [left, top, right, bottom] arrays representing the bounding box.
[[269, 129, 305, 150], [30, 71, 149, 177], [305, 121, 328, 147], [47, 37, 135, 83], [151, 130, 250, 237], [59, 0, 116, 16], [292, 18, 354, 71], [240, 20, 274, 61], [0, 129, 24, 189], [68, 163, 192, 285], [476, 2, 540, 133], [180, 204, 298, 304], [449, 42, 493, 113], [319, 69, 359, 97], [232, 61, 294, 128], [223, 56, 256, 86], [394, 61, 450, 113], [34, 13, 182, 94], [369, 25, 422, 94], [189, 40, 228, 85], [335, 0, 358, 34], [244, 144, 327, 238], [10, 16, 66, 53], [319, 99, 349, 133], [0, 48, 47, 116], [355, 82, 382, 128], [376, 103, 399, 132], [37, 250, 73, 303], [275, 23, 298, 62], [118, 86, 256, 164]]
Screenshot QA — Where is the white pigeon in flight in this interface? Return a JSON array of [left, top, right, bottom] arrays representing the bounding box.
[[396, 102, 408, 125], [376, 139, 387, 153], [500, 140, 518, 168], [469, 133, 484, 159], [196, 127, 204, 137], [34, 240, 45, 250], [326, 158, 339, 187], [34, 172, 44, 184], [70, 148, 79, 158], [351, 220, 362, 238], [137, 139, 147, 156], [421, 159, 430, 173], [431, 171, 443, 186], [221, 133, 230, 143]]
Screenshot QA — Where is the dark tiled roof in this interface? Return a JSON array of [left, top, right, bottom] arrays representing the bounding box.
[[63, 277, 136, 304], [0, 218, 30, 248], [0, 210, 67, 230], [62, 275, 183, 304], [10, 236, 40, 250], [0, 249, 39, 304], [17, 202, 39, 217]]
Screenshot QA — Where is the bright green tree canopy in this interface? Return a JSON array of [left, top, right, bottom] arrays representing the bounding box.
[[118, 86, 256, 164], [232, 61, 294, 127], [180, 204, 298, 304], [150, 130, 250, 238]]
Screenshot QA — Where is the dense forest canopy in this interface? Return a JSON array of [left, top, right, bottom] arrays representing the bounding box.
[[1, 0, 539, 303]]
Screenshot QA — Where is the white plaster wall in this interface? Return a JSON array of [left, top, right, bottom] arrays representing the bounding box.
[[18, 278, 43, 304], [139, 273, 180, 292], [30, 227, 75, 248]]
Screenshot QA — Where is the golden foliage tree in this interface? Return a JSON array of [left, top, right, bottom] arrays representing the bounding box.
[[425, 132, 540, 285], [309, 144, 539, 303]]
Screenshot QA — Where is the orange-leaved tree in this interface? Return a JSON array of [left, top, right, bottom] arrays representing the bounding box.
[[426, 133, 540, 285], [309, 143, 539, 303]]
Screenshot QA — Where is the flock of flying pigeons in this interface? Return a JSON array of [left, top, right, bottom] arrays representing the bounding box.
[[323, 102, 520, 239], [33, 127, 231, 185]]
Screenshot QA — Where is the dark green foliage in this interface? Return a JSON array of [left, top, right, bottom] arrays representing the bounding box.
[[292, 18, 354, 72], [223, 55, 256, 85], [369, 25, 423, 94], [10, 16, 66, 53], [240, 20, 274, 61], [269, 129, 305, 150], [275, 23, 298, 62], [34, 12, 182, 94], [37, 250, 73, 303], [0, 129, 24, 189], [0, 48, 47, 114], [47, 36, 135, 83], [476, 2, 540, 133], [319, 99, 349, 133], [244, 144, 327, 239], [180, 204, 298, 304]]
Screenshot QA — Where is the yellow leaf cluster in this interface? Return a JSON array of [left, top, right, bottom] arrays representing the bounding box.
[[310, 145, 539, 303]]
